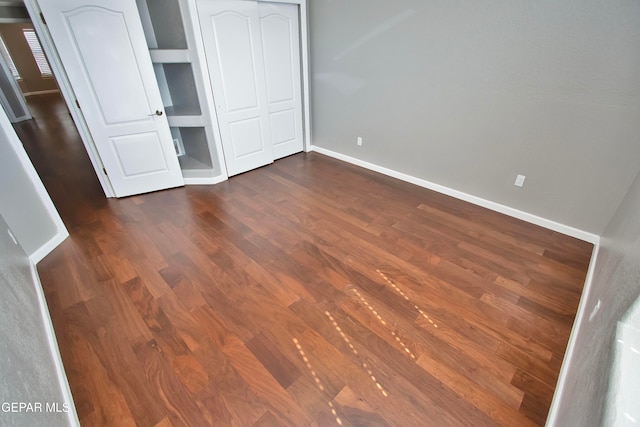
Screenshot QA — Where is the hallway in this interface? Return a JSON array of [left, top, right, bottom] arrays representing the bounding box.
[[14, 93, 107, 231]]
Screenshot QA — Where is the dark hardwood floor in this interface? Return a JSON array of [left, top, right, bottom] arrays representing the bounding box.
[[16, 94, 593, 426]]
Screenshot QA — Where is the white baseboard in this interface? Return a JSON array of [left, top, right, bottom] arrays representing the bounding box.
[[184, 174, 228, 186], [23, 89, 61, 97], [310, 145, 600, 244], [545, 243, 600, 426], [30, 264, 80, 427], [29, 228, 68, 265]]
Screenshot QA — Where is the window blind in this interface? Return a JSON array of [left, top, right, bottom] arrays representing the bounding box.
[[23, 29, 52, 77], [0, 36, 20, 79]]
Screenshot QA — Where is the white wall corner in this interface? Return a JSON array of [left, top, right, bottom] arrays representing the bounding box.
[[1, 74, 68, 263], [545, 243, 600, 426], [29, 227, 68, 265]]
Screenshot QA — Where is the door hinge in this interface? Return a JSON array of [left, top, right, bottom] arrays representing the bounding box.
[[102, 167, 108, 176], [75, 99, 80, 109], [40, 12, 46, 25]]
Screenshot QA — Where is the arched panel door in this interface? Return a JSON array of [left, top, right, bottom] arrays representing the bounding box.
[[39, 0, 184, 197], [259, 2, 303, 160], [198, 0, 304, 176], [198, 0, 273, 176]]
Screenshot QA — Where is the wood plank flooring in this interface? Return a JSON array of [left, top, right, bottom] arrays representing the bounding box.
[[16, 94, 593, 426]]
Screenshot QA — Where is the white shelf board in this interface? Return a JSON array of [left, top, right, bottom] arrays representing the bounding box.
[[149, 49, 191, 63], [178, 154, 212, 171], [167, 115, 205, 127]]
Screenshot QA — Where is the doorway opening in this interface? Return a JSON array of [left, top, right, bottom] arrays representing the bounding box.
[[0, 22, 58, 98], [14, 93, 107, 228], [0, 6, 106, 224]]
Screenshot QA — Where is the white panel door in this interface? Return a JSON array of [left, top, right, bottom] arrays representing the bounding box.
[[197, 0, 273, 176], [258, 2, 303, 160], [39, 0, 184, 197]]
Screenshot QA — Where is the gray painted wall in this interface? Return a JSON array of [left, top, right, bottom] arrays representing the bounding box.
[[308, 0, 640, 234], [552, 169, 640, 425], [0, 103, 59, 256], [0, 214, 71, 426]]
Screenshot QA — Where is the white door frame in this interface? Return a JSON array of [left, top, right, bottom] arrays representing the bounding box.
[[187, 0, 311, 179], [23, 0, 116, 198]]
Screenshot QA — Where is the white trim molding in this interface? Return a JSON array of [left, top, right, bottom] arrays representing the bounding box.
[[183, 174, 228, 186], [310, 145, 600, 244], [23, 89, 61, 97], [545, 243, 600, 426], [30, 264, 81, 427], [29, 229, 67, 264]]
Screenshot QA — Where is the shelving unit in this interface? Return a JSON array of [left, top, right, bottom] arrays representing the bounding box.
[[136, 0, 225, 184], [154, 63, 201, 116]]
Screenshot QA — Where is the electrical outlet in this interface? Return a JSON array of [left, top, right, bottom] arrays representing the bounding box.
[[514, 174, 526, 187], [357, 136, 363, 146]]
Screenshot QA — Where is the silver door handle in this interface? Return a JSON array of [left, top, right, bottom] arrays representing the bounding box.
[[149, 110, 163, 116]]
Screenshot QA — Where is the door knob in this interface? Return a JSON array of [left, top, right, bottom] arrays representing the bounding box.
[[149, 110, 163, 116]]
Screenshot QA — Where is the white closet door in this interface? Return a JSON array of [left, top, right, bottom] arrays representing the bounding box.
[[259, 2, 303, 160], [39, 0, 184, 197], [197, 0, 273, 176]]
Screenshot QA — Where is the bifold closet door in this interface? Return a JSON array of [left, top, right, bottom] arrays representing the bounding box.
[[198, 1, 273, 176], [258, 2, 304, 161], [197, 0, 303, 176]]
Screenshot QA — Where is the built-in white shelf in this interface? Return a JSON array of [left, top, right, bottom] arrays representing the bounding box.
[[167, 115, 205, 127], [179, 155, 211, 171], [149, 49, 191, 63], [137, 0, 224, 184]]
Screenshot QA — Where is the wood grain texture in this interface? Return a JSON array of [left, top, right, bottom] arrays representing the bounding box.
[[17, 94, 593, 426]]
